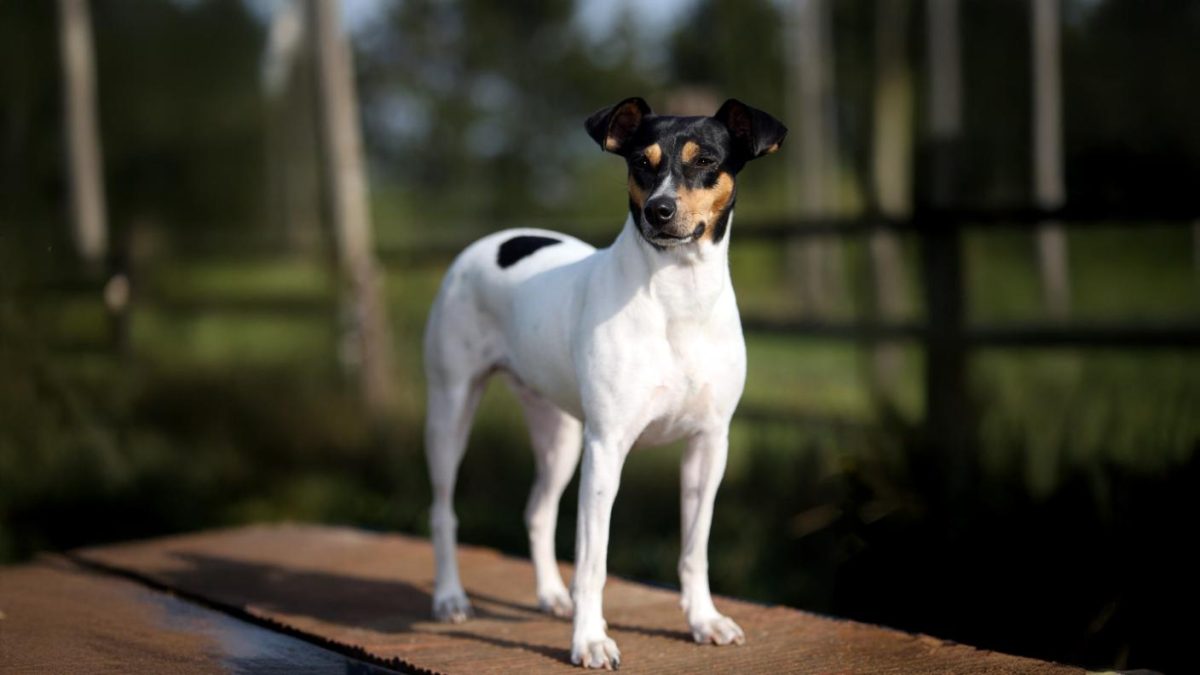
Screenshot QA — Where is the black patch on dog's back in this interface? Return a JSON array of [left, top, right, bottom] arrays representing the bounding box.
[[497, 235, 562, 269]]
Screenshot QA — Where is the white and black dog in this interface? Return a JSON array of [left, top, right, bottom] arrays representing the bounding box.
[[423, 97, 786, 669]]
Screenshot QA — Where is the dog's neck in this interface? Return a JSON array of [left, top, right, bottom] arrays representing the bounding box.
[[611, 213, 733, 322]]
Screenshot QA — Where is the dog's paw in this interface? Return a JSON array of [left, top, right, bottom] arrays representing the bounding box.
[[571, 635, 621, 670], [690, 614, 745, 646], [432, 592, 473, 624], [537, 587, 574, 618]]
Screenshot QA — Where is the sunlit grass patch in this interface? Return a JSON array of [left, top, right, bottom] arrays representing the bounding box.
[[153, 256, 334, 300], [132, 310, 335, 368], [973, 348, 1200, 497]]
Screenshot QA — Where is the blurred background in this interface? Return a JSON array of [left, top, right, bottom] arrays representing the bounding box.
[[2, 0, 1198, 671]]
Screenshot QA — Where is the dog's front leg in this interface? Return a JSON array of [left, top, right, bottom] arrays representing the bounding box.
[[679, 430, 745, 646], [571, 430, 628, 669]]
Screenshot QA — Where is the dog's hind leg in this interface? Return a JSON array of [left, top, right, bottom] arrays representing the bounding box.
[[512, 381, 582, 617], [425, 375, 485, 623]]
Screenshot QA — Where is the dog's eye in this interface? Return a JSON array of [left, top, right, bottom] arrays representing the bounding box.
[[633, 156, 651, 169], [695, 156, 716, 168]]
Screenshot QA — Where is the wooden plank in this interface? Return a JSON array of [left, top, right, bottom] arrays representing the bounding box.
[[0, 556, 397, 673], [71, 524, 1083, 674]]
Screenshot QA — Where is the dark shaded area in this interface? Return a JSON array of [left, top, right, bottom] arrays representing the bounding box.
[[832, 447, 1200, 672], [1063, 1, 1200, 209]]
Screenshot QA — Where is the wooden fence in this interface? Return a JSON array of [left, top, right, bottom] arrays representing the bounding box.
[[728, 206, 1200, 467], [41, 206, 1200, 449]]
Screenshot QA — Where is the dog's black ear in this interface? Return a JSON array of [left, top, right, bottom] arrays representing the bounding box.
[[585, 97, 652, 155], [715, 99, 787, 161]]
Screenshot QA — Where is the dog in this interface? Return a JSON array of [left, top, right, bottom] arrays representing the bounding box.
[[423, 96, 786, 669]]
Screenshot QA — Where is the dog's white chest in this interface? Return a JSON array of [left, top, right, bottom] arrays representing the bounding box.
[[632, 313, 746, 447]]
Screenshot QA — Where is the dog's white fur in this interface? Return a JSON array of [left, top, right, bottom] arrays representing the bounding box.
[[424, 211, 746, 668]]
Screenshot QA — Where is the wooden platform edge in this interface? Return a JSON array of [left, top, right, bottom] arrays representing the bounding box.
[[62, 549, 420, 674]]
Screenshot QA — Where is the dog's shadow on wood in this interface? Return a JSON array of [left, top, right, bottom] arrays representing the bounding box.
[[148, 552, 693, 668], [142, 553, 606, 666], [468, 587, 696, 644], [157, 552, 525, 631]]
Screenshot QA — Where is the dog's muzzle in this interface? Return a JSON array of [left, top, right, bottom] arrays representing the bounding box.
[[642, 196, 702, 245]]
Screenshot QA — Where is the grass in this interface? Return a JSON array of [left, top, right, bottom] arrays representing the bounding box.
[[974, 348, 1200, 496], [967, 224, 1200, 321]]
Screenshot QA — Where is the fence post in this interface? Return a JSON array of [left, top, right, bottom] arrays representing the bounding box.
[[923, 0, 972, 492], [920, 207, 967, 457], [785, 0, 846, 317], [1031, 0, 1071, 319], [868, 0, 915, 403]]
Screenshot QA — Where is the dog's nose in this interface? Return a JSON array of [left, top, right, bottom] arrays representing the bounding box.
[[644, 197, 676, 227]]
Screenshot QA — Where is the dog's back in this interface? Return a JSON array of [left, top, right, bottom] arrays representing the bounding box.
[[423, 227, 594, 398]]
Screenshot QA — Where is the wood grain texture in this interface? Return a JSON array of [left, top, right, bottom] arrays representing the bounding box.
[[0, 555, 389, 673]]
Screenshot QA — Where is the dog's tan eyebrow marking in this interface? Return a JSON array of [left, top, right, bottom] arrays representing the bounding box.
[[642, 143, 662, 169], [681, 140, 701, 163]]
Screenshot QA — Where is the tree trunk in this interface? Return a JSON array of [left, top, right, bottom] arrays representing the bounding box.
[[58, 0, 107, 269], [869, 0, 914, 401], [263, 0, 321, 252], [1032, 0, 1070, 319], [309, 0, 397, 418], [786, 0, 845, 317]]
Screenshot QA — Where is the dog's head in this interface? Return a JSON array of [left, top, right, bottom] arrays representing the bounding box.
[[585, 97, 786, 248]]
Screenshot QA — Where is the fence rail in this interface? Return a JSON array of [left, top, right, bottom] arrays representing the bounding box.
[[742, 317, 1200, 349], [33, 206, 1200, 451], [737, 204, 1200, 238], [38, 207, 1200, 354]]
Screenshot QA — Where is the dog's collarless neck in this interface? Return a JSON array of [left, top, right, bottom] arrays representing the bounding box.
[[612, 214, 733, 320]]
